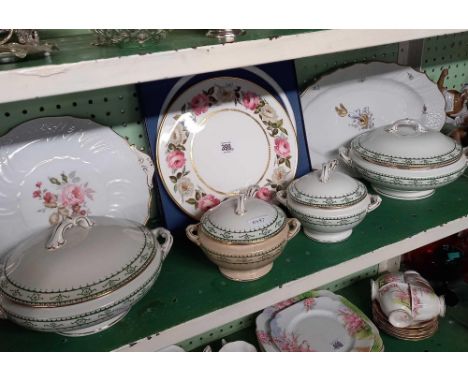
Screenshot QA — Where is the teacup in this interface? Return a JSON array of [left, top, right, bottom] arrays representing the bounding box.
[[373, 281, 413, 328], [410, 284, 445, 322]]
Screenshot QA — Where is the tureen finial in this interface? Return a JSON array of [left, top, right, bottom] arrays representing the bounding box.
[[46, 216, 94, 251], [235, 185, 259, 215], [319, 160, 338, 183]]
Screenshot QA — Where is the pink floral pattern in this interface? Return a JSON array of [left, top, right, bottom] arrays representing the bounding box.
[[303, 297, 315, 312], [166, 150, 186, 170], [241, 91, 260, 110], [165, 82, 294, 214], [272, 331, 315, 352], [190, 93, 209, 115], [33, 171, 95, 225], [197, 194, 221, 212], [338, 307, 368, 337], [256, 330, 272, 345], [256, 187, 272, 201]]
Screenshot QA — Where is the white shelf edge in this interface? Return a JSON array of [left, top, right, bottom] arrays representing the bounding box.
[[115, 213, 468, 352], [2, 29, 465, 104]]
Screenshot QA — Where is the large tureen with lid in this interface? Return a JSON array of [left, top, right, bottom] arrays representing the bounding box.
[[340, 119, 468, 200], [276, 160, 381, 243], [0, 216, 172, 336], [186, 187, 300, 281]]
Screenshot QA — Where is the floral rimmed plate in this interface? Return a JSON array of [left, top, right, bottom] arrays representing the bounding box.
[[301, 62, 445, 170], [0, 117, 154, 257], [157, 77, 298, 219], [256, 290, 383, 352]]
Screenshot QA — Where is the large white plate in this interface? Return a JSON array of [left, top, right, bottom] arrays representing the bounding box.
[[157, 77, 298, 219], [255, 290, 383, 352], [301, 62, 446, 170], [0, 116, 154, 258]]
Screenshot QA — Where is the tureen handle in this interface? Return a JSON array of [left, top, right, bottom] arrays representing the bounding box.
[[286, 218, 301, 241], [235, 185, 259, 215], [319, 160, 338, 183], [186, 224, 201, 246], [367, 194, 382, 213], [131, 146, 155, 189], [386, 118, 427, 134], [151, 227, 173, 261], [46, 216, 94, 251], [338, 146, 353, 167]]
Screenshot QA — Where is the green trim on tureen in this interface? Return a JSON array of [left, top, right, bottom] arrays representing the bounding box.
[[289, 180, 367, 208], [200, 205, 287, 243], [288, 207, 366, 227], [0, 226, 157, 308], [4, 265, 161, 331], [352, 135, 462, 168], [356, 167, 466, 187]]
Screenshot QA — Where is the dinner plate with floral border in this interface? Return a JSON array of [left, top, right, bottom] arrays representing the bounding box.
[[157, 77, 298, 219], [255, 290, 383, 352], [301, 62, 445, 170], [0, 116, 154, 257]]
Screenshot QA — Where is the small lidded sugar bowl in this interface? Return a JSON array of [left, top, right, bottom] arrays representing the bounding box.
[[186, 186, 300, 281], [276, 160, 381, 243]]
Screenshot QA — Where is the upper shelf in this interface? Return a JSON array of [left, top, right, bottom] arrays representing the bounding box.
[[1, 29, 464, 104], [1, 175, 468, 352]]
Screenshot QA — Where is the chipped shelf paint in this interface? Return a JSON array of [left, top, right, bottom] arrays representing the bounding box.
[[0, 30, 464, 104]]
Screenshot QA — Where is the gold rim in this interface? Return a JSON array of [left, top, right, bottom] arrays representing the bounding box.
[[156, 76, 298, 220], [190, 108, 271, 196]]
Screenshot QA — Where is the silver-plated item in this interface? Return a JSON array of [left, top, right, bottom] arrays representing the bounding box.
[[206, 29, 245, 43]]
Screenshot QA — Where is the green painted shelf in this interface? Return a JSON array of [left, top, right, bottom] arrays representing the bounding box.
[[1, 176, 468, 351]]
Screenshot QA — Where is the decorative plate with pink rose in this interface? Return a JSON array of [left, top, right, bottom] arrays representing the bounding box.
[[157, 77, 298, 219], [0, 117, 154, 258]]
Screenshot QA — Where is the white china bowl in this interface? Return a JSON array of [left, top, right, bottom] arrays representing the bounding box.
[[276, 161, 381, 243], [0, 216, 173, 336]]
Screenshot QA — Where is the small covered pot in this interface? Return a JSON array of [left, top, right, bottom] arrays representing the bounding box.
[[186, 187, 300, 281], [0, 216, 172, 336], [340, 118, 468, 200], [276, 160, 381, 243]]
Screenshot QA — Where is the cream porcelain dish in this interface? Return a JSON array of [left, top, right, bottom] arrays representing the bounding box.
[[276, 160, 381, 243], [340, 119, 468, 200], [0, 216, 173, 336], [186, 187, 300, 281]]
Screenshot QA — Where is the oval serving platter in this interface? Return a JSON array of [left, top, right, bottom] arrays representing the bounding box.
[[301, 62, 445, 169]]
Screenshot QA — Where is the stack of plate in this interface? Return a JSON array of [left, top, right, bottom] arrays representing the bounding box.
[[372, 300, 438, 341], [256, 290, 384, 352]]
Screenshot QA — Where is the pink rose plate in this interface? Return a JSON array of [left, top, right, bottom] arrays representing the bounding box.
[[256, 290, 384, 352], [157, 77, 298, 220], [0, 117, 154, 258]]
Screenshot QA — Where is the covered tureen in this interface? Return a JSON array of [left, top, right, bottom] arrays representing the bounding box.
[[0, 216, 172, 336], [186, 187, 300, 281], [340, 119, 468, 200], [276, 160, 381, 243]]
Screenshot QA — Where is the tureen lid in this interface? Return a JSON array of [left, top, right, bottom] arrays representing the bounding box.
[[0, 216, 159, 307], [351, 119, 463, 168], [289, 160, 367, 208], [200, 187, 287, 243]]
